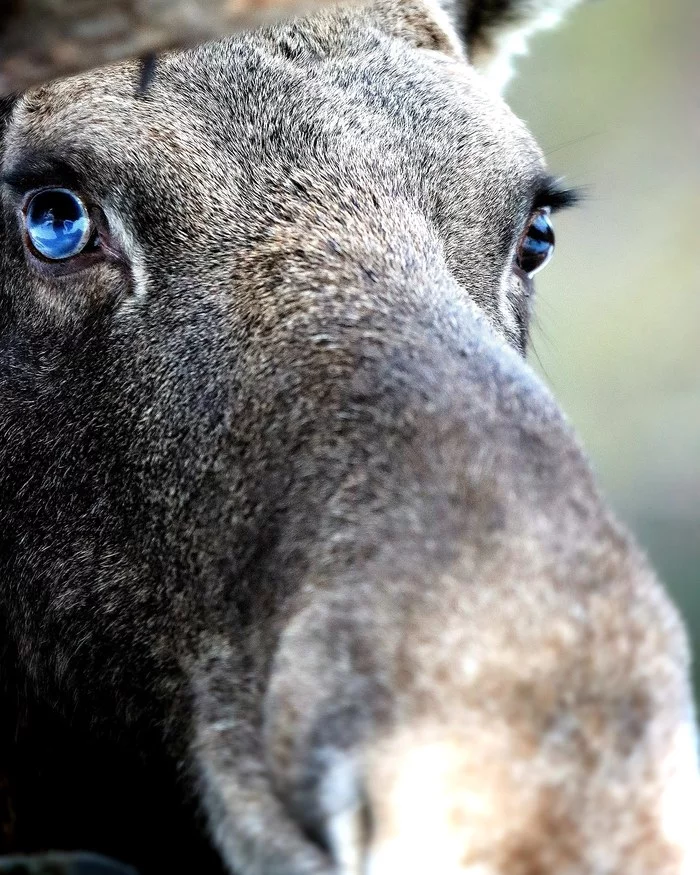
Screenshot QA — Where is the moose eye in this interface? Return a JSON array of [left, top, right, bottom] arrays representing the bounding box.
[[24, 188, 92, 261], [516, 210, 555, 277]]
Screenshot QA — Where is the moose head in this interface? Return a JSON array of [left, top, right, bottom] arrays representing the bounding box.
[[0, 1, 697, 873]]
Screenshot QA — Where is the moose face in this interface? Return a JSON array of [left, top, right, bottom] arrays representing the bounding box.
[[0, 3, 698, 875], [0, 17, 560, 712]]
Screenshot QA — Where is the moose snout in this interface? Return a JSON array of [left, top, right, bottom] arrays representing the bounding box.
[[261, 555, 697, 875], [217, 246, 695, 874], [183, 216, 698, 874]]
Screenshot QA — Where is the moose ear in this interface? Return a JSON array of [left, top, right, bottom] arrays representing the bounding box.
[[462, 0, 584, 90], [369, 0, 584, 90]]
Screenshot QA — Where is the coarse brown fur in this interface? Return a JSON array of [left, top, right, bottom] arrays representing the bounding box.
[[0, 1, 697, 873]]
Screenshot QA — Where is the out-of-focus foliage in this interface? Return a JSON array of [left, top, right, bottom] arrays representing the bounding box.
[[510, 0, 700, 689]]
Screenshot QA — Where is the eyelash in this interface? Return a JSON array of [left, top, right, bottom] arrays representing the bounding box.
[[533, 183, 583, 214]]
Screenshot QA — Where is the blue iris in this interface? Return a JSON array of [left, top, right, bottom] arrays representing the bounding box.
[[517, 210, 555, 276], [25, 189, 91, 261]]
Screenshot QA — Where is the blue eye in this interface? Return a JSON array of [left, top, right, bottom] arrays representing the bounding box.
[[24, 188, 92, 261], [516, 210, 555, 277]]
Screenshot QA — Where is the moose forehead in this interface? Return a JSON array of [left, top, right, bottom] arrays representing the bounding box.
[[2, 31, 546, 256]]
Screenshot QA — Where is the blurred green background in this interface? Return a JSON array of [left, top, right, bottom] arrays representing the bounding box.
[[509, 0, 700, 690]]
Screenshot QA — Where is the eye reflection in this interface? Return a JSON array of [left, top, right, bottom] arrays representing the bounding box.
[[24, 188, 92, 261]]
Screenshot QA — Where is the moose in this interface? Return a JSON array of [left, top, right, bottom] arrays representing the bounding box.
[[0, 0, 698, 873]]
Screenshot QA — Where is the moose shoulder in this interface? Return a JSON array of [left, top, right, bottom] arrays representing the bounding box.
[[0, 1, 697, 873]]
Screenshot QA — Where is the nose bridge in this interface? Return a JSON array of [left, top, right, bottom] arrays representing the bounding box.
[[245, 184, 523, 421], [240, 191, 586, 577]]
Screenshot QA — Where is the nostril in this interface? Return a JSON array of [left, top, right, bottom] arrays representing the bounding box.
[[326, 796, 373, 875], [315, 754, 373, 875], [361, 797, 375, 857]]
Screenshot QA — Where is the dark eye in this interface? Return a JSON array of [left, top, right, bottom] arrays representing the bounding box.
[[516, 210, 555, 277], [24, 188, 92, 261]]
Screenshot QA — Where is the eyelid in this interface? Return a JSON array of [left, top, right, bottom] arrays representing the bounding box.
[[2, 173, 81, 199], [2, 170, 31, 194], [2, 150, 87, 197]]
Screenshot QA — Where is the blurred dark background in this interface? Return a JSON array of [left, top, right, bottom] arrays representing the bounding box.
[[509, 0, 700, 690]]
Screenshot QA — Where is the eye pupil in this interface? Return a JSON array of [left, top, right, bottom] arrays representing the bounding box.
[[25, 189, 91, 261], [516, 210, 555, 277]]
